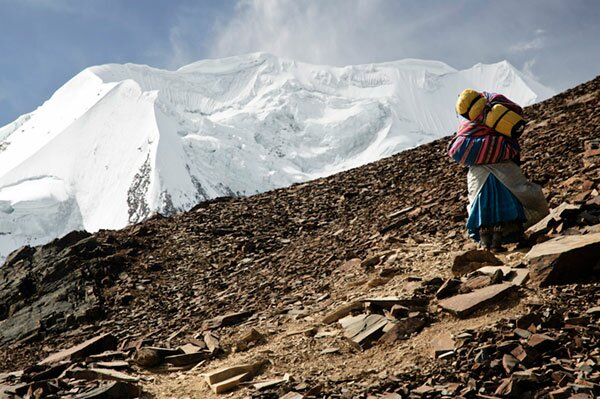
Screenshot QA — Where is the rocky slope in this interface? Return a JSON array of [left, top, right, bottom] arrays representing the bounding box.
[[0, 76, 598, 399]]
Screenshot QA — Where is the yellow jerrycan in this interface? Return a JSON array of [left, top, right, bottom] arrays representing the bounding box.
[[455, 89, 486, 120], [484, 104, 526, 138]]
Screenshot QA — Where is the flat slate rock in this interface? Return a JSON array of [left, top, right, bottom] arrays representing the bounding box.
[[163, 352, 206, 366], [431, 332, 455, 358], [527, 232, 600, 287], [39, 333, 117, 365], [339, 313, 389, 347], [438, 283, 516, 318]]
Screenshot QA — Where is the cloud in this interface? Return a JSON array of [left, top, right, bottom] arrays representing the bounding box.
[[167, 25, 193, 69], [206, 0, 454, 66], [509, 28, 547, 53], [509, 37, 545, 53], [522, 58, 538, 80]]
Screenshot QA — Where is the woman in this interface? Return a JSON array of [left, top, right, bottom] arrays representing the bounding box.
[[448, 90, 549, 251]]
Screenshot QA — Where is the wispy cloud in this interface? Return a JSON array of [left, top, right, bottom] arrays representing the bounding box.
[[167, 25, 193, 69], [509, 29, 547, 53], [522, 58, 538, 80], [206, 0, 454, 66], [509, 37, 545, 53]]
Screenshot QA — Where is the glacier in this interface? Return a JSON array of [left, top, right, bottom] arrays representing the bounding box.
[[0, 53, 554, 260]]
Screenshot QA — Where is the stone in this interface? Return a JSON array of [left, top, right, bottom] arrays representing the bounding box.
[[431, 332, 455, 358], [510, 345, 537, 366], [21, 362, 69, 383], [438, 283, 516, 318], [235, 328, 265, 351], [565, 316, 592, 326], [514, 328, 532, 339], [512, 370, 539, 383], [3, 246, 35, 268], [210, 372, 250, 394], [203, 363, 262, 386], [584, 139, 600, 158], [502, 354, 519, 374], [412, 384, 435, 395], [179, 343, 202, 354], [387, 206, 414, 219], [386, 304, 409, 319], [340, 313, 389, 348], [367, 276, 390, 287], [134, 348, 162, 367], [490, 269, 504, 284], [496, 340, 518, 353], [321, 302, 363, 324], [585, 306, 600, 315], [548, 387, 572, 399], [378, 315, 427, 345], [494, 378, 514, 396], [164, 352, 206, 366], [452, 250, 503, 276], [286, 327, 317, 337], [202, 310, 253, 329], [477, 266, 529, 286], [526, 202, 581, 237], [435, 278, 461, 299], [95, 361, 130, 369], [253, 374, 290, 390], [64, 368, 139, 383], [527, 333, 556, 351], [508, 269, 530, 286], [361, 255, 381, 269], [74, 381, 140, 399], [203, 331, 220, 354], [526, 232, 600, 287], [320, 347, 340, 355], [87, 351, 127, 362], [39, 333, 118, 365], [459, 275, 492, 293], [567, 394, 593, 399], [516, 313, 543, 330]]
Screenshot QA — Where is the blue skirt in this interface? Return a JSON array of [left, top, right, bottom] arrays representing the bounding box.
[[467, 173, 526, 242]]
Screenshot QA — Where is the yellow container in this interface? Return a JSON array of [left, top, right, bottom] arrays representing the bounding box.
[[456, 89, 486, 120], [484, 104, 526, 137]]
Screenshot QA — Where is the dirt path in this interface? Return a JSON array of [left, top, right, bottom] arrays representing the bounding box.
[[143, 242, 531, 399]]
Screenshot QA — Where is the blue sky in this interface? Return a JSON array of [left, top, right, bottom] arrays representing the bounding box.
[[0, 0, 599, 126]]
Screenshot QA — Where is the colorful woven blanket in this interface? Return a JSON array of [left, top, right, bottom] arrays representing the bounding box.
[[447, 92, 522, 166]]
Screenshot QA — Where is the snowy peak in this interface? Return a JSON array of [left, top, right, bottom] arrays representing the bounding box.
[[0, 53, 554, 260]]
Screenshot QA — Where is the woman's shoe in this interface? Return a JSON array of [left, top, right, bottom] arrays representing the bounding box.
[[479, 227, 492, 250], [491, 225, 506, 252]]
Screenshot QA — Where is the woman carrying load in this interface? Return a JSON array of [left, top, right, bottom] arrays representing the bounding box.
[[448, 89, 549, 252]]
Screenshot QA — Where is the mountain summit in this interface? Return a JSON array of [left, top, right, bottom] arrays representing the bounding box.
[[0, 53, 553, 258]]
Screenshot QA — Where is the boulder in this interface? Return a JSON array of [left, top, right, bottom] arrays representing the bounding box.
[[527, 232, 600, 287]]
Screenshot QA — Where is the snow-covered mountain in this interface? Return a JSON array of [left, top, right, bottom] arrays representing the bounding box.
[[0, 53, 554, 260]]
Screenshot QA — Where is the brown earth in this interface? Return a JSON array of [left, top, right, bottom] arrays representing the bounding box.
[[0, 76, 599, 398]]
